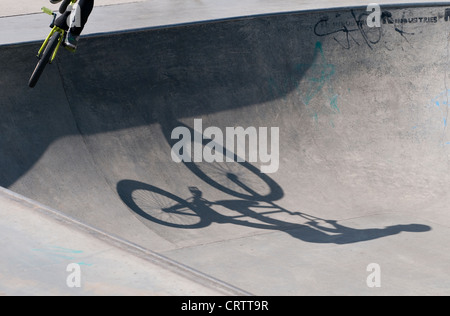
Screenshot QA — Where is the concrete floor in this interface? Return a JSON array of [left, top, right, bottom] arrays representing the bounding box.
[[1, 0, 450, 296]]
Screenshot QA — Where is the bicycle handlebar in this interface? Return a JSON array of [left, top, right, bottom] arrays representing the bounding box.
[[41, 7, 54, 16]]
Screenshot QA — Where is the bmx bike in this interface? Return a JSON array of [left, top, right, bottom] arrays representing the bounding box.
[[29, 0, 78, 88]]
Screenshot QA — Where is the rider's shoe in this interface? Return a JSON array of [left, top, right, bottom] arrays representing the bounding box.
[[50, 0, 63, 4], [65, 31, 79, 50]]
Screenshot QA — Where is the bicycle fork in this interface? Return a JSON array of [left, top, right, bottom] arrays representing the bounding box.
[[37, 6, 74, 63], [37, 27, 66, 63]]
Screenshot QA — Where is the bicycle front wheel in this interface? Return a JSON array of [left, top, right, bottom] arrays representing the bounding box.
[[29, 32, 60, 88]]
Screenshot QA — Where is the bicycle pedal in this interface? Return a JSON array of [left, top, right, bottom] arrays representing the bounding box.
[[62, 43, 76, 53]]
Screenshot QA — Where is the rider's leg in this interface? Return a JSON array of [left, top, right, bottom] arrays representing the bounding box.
[[65, 0, 94, 49], [69, 0, 94, 36]]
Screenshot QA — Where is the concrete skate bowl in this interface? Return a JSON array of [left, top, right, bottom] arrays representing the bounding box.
[[1, 4, 449, 293]]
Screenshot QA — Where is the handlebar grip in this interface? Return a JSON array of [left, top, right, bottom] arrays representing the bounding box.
[[59, 0, 73, 14], [41, 7, 54, 16]]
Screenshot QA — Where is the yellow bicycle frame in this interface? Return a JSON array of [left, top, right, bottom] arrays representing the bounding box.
[[37, 0, 78, 63]]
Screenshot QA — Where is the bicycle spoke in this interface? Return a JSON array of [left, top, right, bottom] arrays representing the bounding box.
[[195, 160, 271, 198], [132, 189, 201, 226]]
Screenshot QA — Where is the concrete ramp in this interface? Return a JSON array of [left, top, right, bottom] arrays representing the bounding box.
[[1, 4, 450, 295]]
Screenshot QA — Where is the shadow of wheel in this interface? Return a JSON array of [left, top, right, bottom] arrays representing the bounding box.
[[186, 158, 283, 202], [162, 119, 284, 202], [117, 180, 208, 229]]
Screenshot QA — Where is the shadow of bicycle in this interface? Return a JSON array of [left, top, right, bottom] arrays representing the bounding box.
[[117, 112, 431, 244], [117, 178, 431, 245]]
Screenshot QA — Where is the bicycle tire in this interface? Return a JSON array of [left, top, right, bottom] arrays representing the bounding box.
[[59, 0, 73, 14], [117, 180, 209, 229], [162, 119, 284, 202], [186, 156, 284, 202], [29, 32, 60, 88]]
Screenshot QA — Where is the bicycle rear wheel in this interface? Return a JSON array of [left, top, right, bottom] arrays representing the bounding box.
[[29, 32, 60, 88], [117, 180, 207, 229]]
